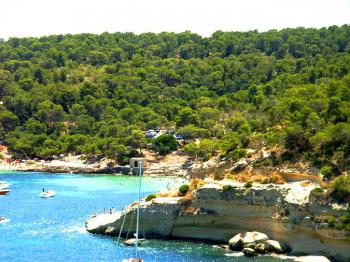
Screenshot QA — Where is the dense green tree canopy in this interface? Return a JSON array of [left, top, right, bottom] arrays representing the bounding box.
[[0, 25, 349, 171]]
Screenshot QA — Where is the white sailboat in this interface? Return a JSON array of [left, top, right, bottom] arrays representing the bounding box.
[[39, 190, 55, 198]]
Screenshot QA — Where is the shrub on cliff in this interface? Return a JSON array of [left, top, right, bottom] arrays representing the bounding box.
[[329, 175, 350, 203], [340, 216, 350, 231], [152, 134, 178, 156], [222, 184, 234, 192], [183, 139, 218, 160], [229, 148, 247, 161], [244, 181, 253, 188], [326, 215, 350, 231], [310, 187, 325, 199], [145, 194, 157, 201], [179, 184, 190, 196], [321, 165, 339, 180]]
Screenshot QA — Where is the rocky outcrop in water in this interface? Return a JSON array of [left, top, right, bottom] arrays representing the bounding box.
[[228, 231, 291, 256], [86, 182, 350, 261]]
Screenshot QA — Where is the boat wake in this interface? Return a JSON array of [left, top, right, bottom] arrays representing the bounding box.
[[61, 225, 87, 234], [23, 224, 87, 237]]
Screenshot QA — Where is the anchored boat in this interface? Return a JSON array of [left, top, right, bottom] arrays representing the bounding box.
[[0, 189, 10, 195], [0, 181, 10, 190], [0, 216, 10, 224], [39, 190, 55, 198]]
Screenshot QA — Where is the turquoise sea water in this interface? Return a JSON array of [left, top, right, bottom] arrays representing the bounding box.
[[0, 171, 289, 262]]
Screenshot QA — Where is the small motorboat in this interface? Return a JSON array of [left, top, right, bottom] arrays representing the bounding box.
[[0, 189, 10, 195], [0, 181, 10, 190], [0, 216, 10, 224], [39, 190, 55, 198]]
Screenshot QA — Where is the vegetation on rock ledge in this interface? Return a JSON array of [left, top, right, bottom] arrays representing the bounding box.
[[178, 184, 190, 196]]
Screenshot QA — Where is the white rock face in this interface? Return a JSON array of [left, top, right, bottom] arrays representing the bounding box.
[[85, 213, 121, 233], [228, 234, 242, 250], [265, 239, 284, 253], [228, 231, 288, 256], [242, 231, 269, 245], [86, 182, 350, 261]]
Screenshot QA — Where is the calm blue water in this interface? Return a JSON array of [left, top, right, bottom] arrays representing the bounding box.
[[0, 171, 287, 262]]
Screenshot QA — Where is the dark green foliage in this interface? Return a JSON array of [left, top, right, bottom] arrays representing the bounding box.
[[310, 187, 324, 197], [145, 194, 157, 201], [183, 139, 218, 160], [320, 165, 339, 180], [178, 184, 190, 196], [326, 215, 350, 231], [341, 217, 350, 231], [327, 216, 336, 228], [0, 26, 349, 183], [244, 181, 253, 188], [152, 134, 177, 155], [228, 148, 247, 161], [329, 175, 350, 203], [284, 125, 310, 153], [219, 132, 242, 155], [222, 184, 234, 191]]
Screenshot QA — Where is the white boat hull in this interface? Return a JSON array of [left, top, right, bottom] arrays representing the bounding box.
[[0, 181, 10, 190], [0, 218, 10, 224], [39, 190, 55, 198]]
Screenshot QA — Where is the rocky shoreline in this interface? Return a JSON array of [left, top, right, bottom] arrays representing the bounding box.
[[0, 151, 191, 176], [0, 160, 120, 174], [86, 181, 350, 261], [16, 164, 120, 174]]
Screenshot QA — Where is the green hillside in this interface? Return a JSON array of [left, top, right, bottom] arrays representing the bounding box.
[[0, 25, 349, 177]]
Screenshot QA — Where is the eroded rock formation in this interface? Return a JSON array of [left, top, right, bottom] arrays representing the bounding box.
[[86, 182, 350, 261]]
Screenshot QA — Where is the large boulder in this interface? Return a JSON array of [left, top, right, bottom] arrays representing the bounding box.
[[228, 231, 292, 256], [242, 231, 269, 245], [228, 233, 243, 251], [254, 242, 267, 254], [265, 239, 290, 254], [243, 247, 256, 257]]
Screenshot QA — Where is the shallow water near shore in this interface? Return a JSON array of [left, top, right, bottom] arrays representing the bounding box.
[[0, 171, 289, 261]]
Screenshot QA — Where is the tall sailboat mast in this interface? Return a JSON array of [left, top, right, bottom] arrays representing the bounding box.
[[135, 161, 142, 259]]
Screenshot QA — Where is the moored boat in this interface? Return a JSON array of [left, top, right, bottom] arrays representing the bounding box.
[[0, 189, 10, 195], [0, 217, 10, 224], [0, 181, 10, 190], [39, 190, 55, 198]]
